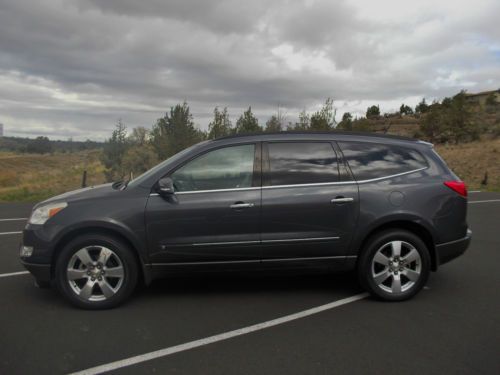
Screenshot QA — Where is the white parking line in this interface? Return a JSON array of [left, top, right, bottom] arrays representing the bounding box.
[[468, 199, 500, 204], [469, 191, 481, 193], [0, 218, 27, 222], [0, 231, 22, 236], [70, 292, 369, 375], [0, 271, 29, 278]]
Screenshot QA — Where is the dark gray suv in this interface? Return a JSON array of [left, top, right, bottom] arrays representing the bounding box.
[[20, 132, 471, 309]]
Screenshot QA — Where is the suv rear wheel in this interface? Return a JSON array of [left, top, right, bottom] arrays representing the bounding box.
[[358, 229, 430, 301], [55, 234, 138, 309]]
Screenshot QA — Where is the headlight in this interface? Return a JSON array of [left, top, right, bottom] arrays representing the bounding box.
[[28, 202, 68, 225]]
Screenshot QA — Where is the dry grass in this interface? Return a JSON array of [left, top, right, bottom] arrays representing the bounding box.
[[435, 138, 500, 191], [0, 150, 106, 202]]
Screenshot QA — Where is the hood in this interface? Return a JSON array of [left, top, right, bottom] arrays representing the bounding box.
[[35, 183, 115, 208]]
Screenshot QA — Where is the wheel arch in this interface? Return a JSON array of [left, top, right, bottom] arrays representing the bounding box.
[[50, 225, 152, 285], [356, 220, 438, 271]]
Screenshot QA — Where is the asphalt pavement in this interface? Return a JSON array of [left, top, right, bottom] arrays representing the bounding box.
[[0, 193, 499, 374]]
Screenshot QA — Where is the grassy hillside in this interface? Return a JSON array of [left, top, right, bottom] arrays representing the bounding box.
[[435, 138, 500, 191], [0, 150, 106, 202], [0, 139, 498, 202]]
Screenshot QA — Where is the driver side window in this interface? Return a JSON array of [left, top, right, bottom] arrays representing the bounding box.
[[171, 144, 256, 192]]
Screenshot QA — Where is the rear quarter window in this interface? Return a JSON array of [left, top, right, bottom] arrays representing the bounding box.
[[338, 141, 427, 181]]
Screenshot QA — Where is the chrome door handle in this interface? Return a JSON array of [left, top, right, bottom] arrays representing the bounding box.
[[230, 202, 255, 209], [331, 197, 354, 203]]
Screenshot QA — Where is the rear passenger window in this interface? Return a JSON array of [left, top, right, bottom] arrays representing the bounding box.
[[338, 142, 427, 181], [267, 142, 338, 186]]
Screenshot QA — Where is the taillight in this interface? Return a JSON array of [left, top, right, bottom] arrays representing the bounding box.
[[444, 181, 467, 197]]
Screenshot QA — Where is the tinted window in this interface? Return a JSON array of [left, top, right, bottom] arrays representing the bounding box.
[[127, 141, 209, 188], [338, 142, 427, 181], [268, 142, 338, 186], [172, 144, 255, 192]]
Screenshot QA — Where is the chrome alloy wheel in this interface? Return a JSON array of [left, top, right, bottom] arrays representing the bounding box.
[[371, 240, 422, 294], [67, 246, 125, 301]]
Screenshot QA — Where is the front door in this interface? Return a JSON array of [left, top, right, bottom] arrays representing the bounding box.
[[145, 143, 262, 264], [260, 141, 359, 262]]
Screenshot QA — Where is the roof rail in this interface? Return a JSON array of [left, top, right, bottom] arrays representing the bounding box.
[[214, 130, 418, 142]]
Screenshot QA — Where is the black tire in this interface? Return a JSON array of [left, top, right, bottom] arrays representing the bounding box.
[[55, 234, 139, 309], [358, 229, 430, 301]]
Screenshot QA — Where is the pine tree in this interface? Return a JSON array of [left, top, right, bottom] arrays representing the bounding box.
[[337, 112, 353, 130], [208, 107, 232, 139], [400, 104, 413, 116], [415, 98, 429, 114], [100, 119, 129, 181], [151, 101, 204, 159], [265, 115, 282, 132], [235, 107, 261, 133], [310, 98, 336, 130], [366, 105, 380, 118]]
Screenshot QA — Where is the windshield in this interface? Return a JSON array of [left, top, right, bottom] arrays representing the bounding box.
[[127, 141, 209, 188]]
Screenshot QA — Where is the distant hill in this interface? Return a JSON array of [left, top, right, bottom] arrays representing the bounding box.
[[345, 90, 500, 139], [0, 136, 103, 154]]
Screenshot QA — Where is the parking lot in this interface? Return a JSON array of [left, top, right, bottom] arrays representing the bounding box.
[[1, 192, 499, 375]]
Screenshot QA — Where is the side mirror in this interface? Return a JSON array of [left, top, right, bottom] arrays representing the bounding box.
[[157, 177, 175, 195]]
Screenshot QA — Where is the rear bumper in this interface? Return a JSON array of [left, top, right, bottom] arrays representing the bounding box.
[[435, 229, 472, 267], [21, 261, 52, 282]]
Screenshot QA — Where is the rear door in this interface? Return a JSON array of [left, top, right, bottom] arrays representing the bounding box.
[[260, 141, 359, 262], [145, 142, 262, 264]]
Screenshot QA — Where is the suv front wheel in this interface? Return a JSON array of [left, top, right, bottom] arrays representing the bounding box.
[[55, 234, 138, 309], [358, 229, 431, 301]]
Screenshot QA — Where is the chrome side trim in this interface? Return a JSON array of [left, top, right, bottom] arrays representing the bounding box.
[[262, 255, 357, 262], [262, 181, 354, 189], [177, 187, 260, 195], [262, 236, 339, 243], [148, 167, 428, 196], [263, 256, 344, 262], [435, 229, 472, 247], [149, 187, 260, 196], [261, 167, 428, 189], [150, 255, 358, 266], [355, 167, 428, 184], [151, 259, 260, 266], [176, 236, 339, 247], [192, 240, 260, 247]]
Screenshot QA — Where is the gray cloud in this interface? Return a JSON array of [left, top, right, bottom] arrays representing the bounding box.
[[0, 0, 499, 140], [81, 0, 268, 34]]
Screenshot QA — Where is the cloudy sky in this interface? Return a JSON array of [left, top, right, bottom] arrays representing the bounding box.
[[0, 0, 499, 140]]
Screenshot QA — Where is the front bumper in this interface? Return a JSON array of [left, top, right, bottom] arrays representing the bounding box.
[[20, 224, 56, 282], [435, 229, 472, 267], [21, 260, 52, 282]]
